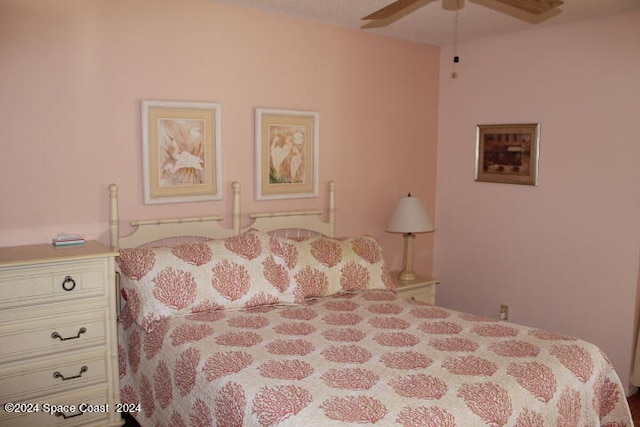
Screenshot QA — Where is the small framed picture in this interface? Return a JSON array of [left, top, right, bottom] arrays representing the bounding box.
[[142, 100, 222, 204], [475, 123, 540, 186], [255, 108, 319, 200]]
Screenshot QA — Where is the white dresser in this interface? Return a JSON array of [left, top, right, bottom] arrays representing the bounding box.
[[0, 241, 122, 427]]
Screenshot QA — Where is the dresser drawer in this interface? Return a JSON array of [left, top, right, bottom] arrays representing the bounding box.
[[0, 309, 107, 364], [0, 349, 107, 402], [0, 260, 108, 310], [0, 386, 113, 427]]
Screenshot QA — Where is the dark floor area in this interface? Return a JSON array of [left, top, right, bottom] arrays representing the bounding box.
[[122, 412, 141, 427]]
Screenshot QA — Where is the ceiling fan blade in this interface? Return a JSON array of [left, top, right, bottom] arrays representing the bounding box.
[[492, 0, 563, 15], [362, 0, 424, 20]]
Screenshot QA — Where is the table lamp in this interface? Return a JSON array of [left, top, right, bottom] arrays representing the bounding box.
[[387, 193, 434, 282]]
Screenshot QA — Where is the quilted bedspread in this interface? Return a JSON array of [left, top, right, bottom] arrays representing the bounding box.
[[118, 291, 632, 426]]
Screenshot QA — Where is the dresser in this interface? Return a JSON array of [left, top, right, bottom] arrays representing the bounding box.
[[392, 272, 440, 305], [0, 241, 122, 427]]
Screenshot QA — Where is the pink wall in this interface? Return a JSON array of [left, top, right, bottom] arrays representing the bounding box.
[[0, 0, 440, 277], [435, 11, 640, 393]]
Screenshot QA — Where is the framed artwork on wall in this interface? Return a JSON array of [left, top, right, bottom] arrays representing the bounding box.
[[142, 100, 222, 204], [255, 108, 319, 200], [475, 123, 540, 186]]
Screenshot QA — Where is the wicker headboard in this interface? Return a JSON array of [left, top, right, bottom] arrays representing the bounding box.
[[108, 181, 335, 250]]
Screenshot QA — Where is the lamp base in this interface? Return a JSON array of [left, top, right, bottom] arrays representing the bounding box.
[[398, 232, 417, 283], [397, 270, 417, 282]]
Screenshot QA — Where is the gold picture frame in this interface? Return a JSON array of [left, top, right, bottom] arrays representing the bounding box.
[[256, 108, 319, 200], [142, 100, 222, 204], [475, 123, 540, 186]]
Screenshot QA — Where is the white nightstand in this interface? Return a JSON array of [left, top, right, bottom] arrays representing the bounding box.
[[392, 272, 440, 305]]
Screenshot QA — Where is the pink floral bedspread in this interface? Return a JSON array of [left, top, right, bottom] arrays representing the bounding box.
[[118, 291, 632, 426]]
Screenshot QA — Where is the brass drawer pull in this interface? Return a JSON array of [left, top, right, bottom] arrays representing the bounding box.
[[51, 327, 86, 341], [55, 409, 84, 419], [53, 365, 88, 381], [61, 275, 76, 291]]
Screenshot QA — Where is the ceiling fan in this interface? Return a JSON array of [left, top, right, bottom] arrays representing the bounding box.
[[362, 0, 564, 21]]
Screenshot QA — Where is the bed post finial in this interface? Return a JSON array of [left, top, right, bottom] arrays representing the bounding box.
[[328, 181, 335, 237], [232, 181, 241, 235], [109, 183, 120, 251]]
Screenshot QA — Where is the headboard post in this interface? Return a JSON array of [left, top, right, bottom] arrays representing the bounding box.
[[232, 181, 241, 235], [108, 183, 120, 250], [328, 180, 335, 236]]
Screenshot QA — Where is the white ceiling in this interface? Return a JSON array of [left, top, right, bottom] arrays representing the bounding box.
[[210, 0, 640, 46]]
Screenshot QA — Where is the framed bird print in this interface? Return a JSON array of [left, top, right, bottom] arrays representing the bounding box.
[[255, 108, 319, 200], [142, 100, 222, 204]]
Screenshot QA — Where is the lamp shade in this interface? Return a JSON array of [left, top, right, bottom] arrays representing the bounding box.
[[387, 195, 434, 234]]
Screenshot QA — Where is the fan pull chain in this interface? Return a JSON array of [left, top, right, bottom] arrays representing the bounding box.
[[451, 0, 460, 78]]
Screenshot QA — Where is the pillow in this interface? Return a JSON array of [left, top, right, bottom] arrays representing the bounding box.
[[271, 234, 396, 299], [117, 229, 303, 331]]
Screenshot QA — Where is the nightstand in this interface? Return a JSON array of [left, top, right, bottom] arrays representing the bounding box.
[[392, 272, 440, 305]]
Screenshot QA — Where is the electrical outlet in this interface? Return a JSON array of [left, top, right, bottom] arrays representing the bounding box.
[[499, 304, 509, 321]]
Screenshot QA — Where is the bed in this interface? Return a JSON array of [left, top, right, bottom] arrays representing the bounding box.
[[110, 181, 632, 427]]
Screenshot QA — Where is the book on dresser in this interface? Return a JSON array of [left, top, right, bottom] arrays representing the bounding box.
[[0, 241, 122, 427]]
